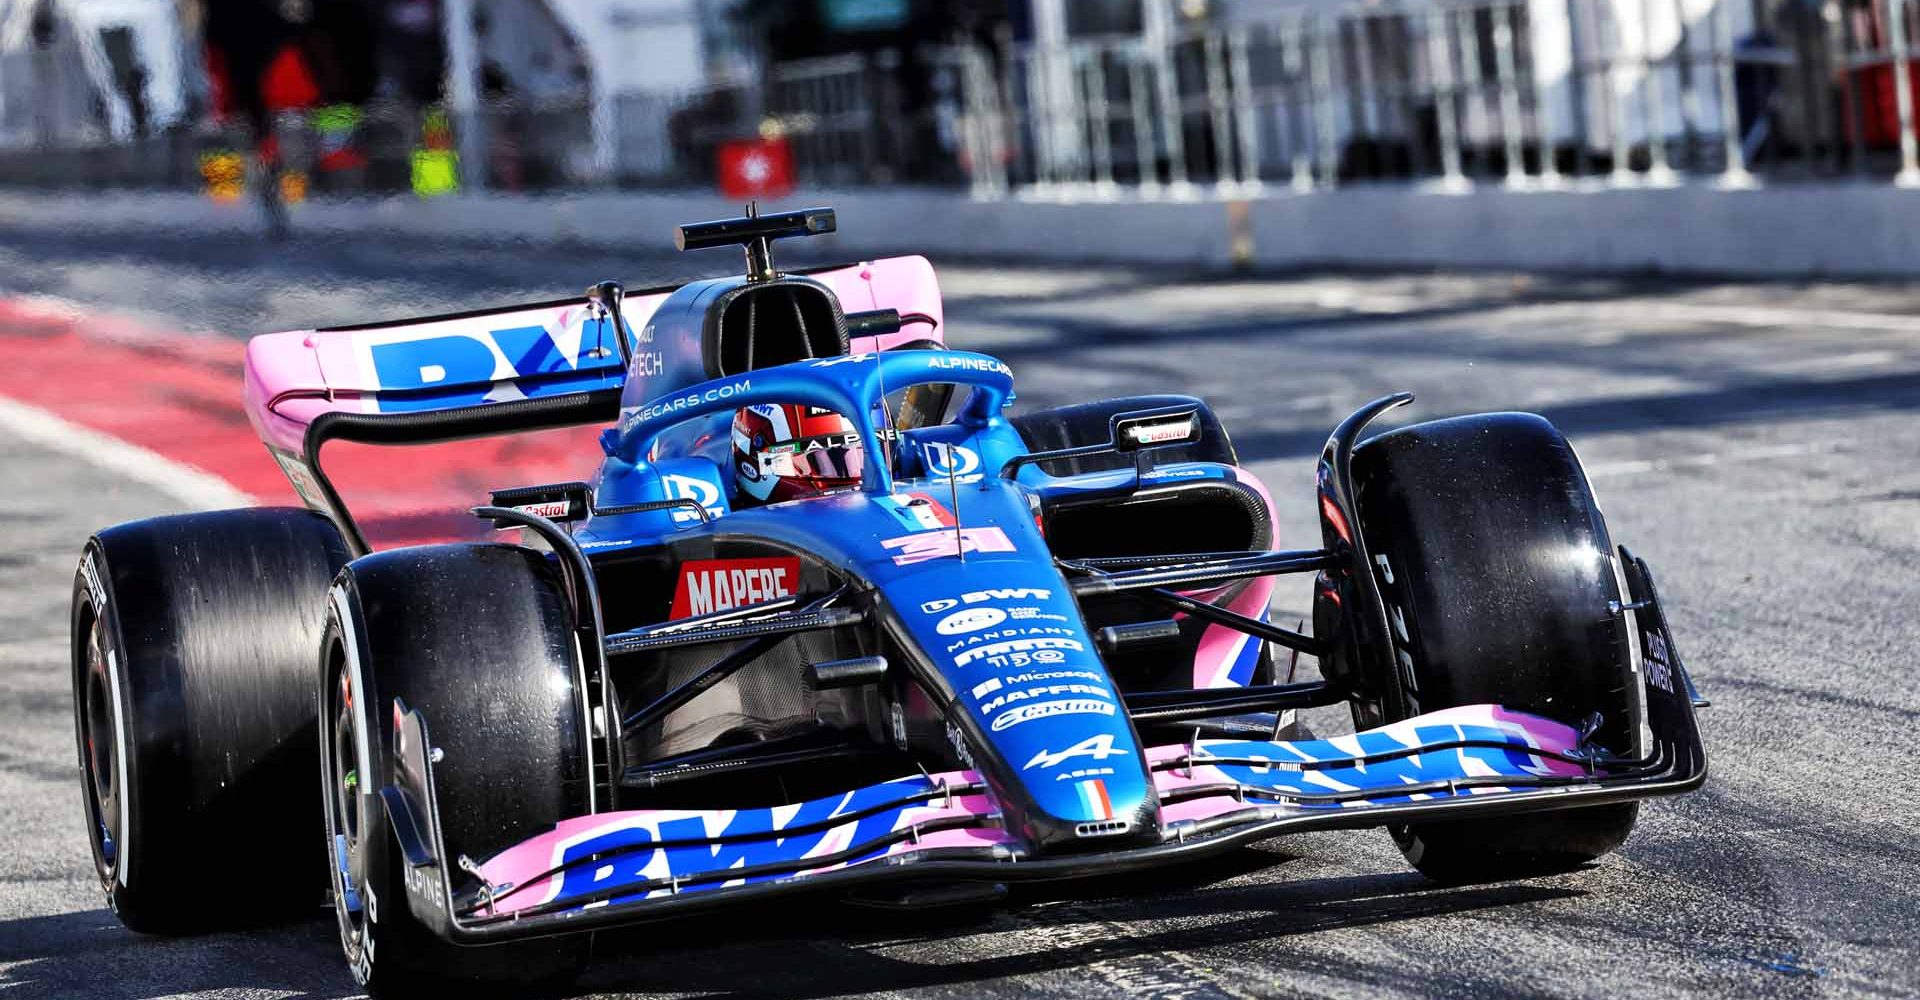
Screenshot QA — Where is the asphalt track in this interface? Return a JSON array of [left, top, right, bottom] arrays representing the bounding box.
[[2, 222, 1918, 999]]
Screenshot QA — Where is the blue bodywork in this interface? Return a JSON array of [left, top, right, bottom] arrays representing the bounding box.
[[577, 349, 1165, 844]]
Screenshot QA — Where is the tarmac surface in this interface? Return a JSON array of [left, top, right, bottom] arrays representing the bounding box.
[[1, 223, 1918, 998]]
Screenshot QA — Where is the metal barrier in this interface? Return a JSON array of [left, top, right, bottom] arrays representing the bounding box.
[[950, 0, 1920, 198], [5, 0, 1920, 200]]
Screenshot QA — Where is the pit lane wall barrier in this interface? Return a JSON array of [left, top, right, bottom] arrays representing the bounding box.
[[5, 182, 1920, 278]]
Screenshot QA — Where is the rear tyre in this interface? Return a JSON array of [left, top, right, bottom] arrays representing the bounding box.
[[1349, 413, 1643, 883], [322, 544, 592, 997], [71, 508, 350, 933]]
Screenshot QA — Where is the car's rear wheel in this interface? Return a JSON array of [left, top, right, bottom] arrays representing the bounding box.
[[321, 543, 592, 997], [1348, 412, 1644, 883], [71, 508, 349, 932]]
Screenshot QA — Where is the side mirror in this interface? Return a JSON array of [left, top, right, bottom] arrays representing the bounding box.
[[1000, 404, 1204, 480], [1111, 409, 1201, 452]]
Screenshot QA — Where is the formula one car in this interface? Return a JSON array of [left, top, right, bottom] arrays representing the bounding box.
[[70, 207, 1706, 995]]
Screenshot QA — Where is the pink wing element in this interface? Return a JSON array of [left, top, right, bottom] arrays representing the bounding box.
[[242, 255, 946, 458]]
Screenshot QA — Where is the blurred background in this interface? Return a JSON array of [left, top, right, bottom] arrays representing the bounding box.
[[4, 0, 1919, 200]]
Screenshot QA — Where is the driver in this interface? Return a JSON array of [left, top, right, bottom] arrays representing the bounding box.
[[731, 403, 865, 506]]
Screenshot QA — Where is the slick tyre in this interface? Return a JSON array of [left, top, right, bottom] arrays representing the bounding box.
[[321, 544, 592, 997], [1351, 413, 1643, 883], [71, 508, 350, 933]]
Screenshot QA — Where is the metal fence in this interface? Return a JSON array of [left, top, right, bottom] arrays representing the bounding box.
[[5, 0, 1920, 198], [620, 49, 972, 189], [952, 0, 1920, 197]]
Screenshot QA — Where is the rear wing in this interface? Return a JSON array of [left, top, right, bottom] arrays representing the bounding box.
[[244, 256, 945, 553]]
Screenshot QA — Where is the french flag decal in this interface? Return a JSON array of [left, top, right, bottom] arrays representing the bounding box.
[[1074, 779, 1115, 821], [877, 492, 956, 532]]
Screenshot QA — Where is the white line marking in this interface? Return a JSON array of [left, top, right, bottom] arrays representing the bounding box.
[[0, 396, 252, 510], [1617, 302, 1920, 334], [1585, 441, 1845, 478], [1494, 298, 1920, 336], [1752, 350, 1900, 375], [1293, 282, 1920, 335]]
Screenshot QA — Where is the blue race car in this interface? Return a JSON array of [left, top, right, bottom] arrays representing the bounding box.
[[71, 208, 1706, 995]]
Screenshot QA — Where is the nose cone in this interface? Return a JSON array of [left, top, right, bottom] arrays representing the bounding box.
[[982, 706, 1161, 850], [870, 482, 1162, 852], [895, 567, 1162, 851]]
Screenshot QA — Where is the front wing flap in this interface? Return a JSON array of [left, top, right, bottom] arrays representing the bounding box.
[[387, 694, 1701, 942]]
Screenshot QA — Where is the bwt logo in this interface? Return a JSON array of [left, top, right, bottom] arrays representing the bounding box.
[[920, 587, 1050, 614], [365, 316, 631, 413], [551, 779, 929, 905]]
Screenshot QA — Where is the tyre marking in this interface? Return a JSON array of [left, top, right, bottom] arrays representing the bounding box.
[[328, 587, 374, 807], [81, 552, 131, 888], [1372, 554, 1421, 700], [997, 904, 1252, 1000], [329, 584, 380, 984], [105, 644, 128, 888], [1606, 551, 1653, 755]]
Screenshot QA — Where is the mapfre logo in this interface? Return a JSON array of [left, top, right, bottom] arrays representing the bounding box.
[[670, 557, 800, 618]]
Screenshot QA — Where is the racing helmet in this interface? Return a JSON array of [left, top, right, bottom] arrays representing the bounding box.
[[731, 403, 865, 505]]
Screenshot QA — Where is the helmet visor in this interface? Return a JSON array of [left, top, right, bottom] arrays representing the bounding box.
[[755, 430, 865, 482]]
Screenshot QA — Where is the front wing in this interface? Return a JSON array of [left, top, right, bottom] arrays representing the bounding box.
[[382, 668, 1704, 942]]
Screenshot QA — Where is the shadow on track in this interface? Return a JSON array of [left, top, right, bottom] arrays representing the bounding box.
[[576, 858, 1585, 999], [0, 907, 357, 999], [0, 855, 1584, 1000]]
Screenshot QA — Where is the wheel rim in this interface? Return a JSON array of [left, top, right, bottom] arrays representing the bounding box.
[[79, 610, 120, 886], [325, 650, 368, 955]]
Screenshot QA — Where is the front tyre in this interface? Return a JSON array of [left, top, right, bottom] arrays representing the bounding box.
[[321, 544, 592, 997], [1350, 413, 1644, 883]]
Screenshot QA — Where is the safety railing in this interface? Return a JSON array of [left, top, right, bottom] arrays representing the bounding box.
[[6, 0, 1920, 199], [948, 0, 1920, 198]]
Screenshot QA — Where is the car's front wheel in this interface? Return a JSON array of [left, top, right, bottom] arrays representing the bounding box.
[[321, 543, 593, 996], [1347, 412, 1645, 882]]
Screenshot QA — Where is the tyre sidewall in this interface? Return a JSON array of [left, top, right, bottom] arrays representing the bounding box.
[[321, 585, 401, 989], [71, 544, 144, 922]]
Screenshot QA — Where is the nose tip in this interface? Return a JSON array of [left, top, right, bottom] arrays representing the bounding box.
[[1015, 785, 1161, 854]]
